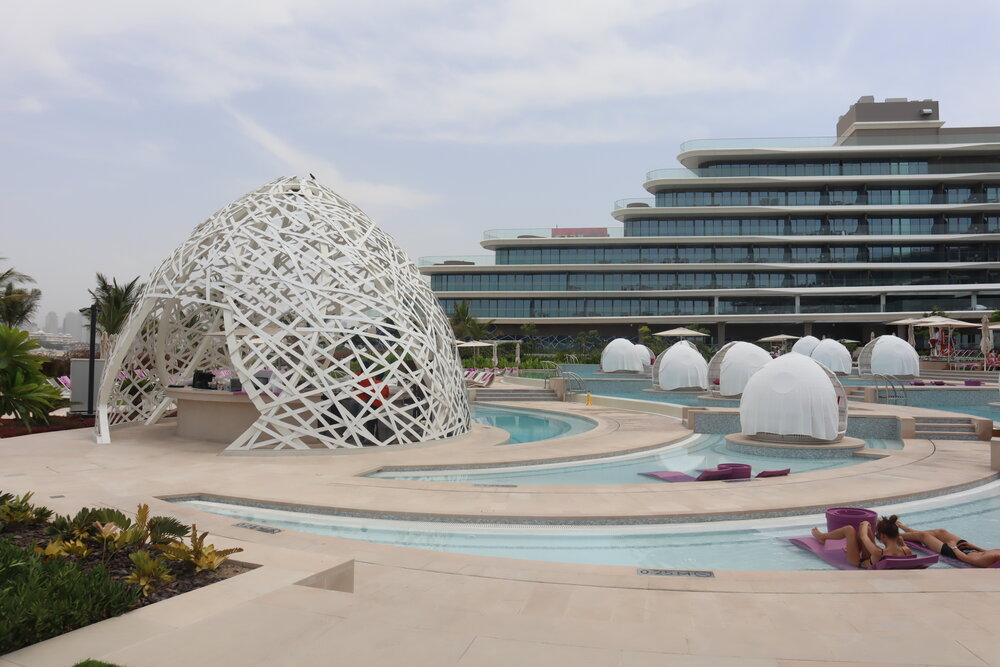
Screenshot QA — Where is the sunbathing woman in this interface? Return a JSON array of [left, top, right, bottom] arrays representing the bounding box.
[[811, 515, 912, 568], [896, 520, 1000, 567]]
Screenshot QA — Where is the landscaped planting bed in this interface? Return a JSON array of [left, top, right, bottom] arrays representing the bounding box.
[[0, 491, 253, 654], [0, 414, 95, 439]]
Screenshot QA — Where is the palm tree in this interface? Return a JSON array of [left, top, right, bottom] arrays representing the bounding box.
[[449, 301, 494, 340], [0, 283, 41, 329], [83, 274, 145, 358], [0, 259, 39, 329]]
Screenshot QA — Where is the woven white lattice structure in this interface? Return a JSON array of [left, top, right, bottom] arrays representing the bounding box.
[[95, 176, 471, 450], [707, 341, 771, 397]]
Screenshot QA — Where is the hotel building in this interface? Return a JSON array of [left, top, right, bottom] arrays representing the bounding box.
[[421, 97, 1000, 344]]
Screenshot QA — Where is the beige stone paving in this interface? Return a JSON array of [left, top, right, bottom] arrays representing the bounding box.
[[3, 397, 1000, 665]]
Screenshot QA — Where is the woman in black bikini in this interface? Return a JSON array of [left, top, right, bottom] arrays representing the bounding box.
[[811, 515, 912, 569], [897, 520, 1000, 567]]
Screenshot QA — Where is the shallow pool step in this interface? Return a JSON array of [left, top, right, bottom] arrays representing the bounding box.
[[476, 389, 560, 402], [912, 416, 984, 440]]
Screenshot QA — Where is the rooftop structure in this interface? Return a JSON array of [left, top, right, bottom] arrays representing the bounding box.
[[96, 177, 471, 451], [422, 97, 1000, 346]]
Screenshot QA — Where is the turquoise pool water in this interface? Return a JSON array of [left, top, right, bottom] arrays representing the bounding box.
[[471, 405, 595, 443], [368, 434, 893, 484], [172, 483, 1000, 571]]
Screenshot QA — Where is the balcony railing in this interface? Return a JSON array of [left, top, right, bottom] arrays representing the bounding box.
[[614, 193, 1000, 210], [417, 255, 495, 266], [612, 198, 656, 210], [482, 227, 625, 240], [679, 132, 1000, 153], [645, 161, 1000, 182]]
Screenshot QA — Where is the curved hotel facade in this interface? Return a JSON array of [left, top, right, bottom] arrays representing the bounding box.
[[421, 97, 1000, 343]]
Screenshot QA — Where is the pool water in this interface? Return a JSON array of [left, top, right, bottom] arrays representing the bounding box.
[[470, 405, 595, 443], [368, 434, 892, 485], [173, 483, 1000, 571]]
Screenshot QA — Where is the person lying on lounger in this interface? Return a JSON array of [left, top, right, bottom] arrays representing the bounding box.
[[811, 515, 912, 569], [896, 520, 1000, 567]]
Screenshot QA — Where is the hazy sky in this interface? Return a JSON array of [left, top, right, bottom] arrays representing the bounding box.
[[3, 0, 999, 320]]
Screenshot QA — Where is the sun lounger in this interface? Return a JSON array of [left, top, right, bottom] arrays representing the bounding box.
[[755, 468, 790, 478], [785, 537, 938, 570], [964, 380, 983, 387], [910, 380, 925, 386], [639, 468, 735, 483], [469, 372, 495, 388]]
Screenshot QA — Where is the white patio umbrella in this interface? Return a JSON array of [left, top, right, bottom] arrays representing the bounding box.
[[653, 327, 709, 337], [904, 316, 978, 360], [981, 315, 994, 369], [756, 334, 800, 343]]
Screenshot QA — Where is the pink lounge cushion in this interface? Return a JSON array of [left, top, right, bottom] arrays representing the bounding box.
[[694, 468, 735, 482], [756, 468, 790, 478], [639, 468, 735, 483], [910, 381, 925, 386], [716, 463, 752, 479], [964, 380, 983, 386]]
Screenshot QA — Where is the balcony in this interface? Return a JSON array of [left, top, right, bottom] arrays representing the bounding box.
[[679, 132, 1000, 152], [417, 255, 495, 267], [482, 227, 625, 241]]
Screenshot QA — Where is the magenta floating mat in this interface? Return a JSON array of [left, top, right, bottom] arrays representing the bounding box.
[[785, 536, 938, 570]]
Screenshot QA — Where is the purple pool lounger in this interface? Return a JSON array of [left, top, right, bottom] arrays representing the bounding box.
[[640, 463, 790, 482], [639, 468, 735, 483], [785, 508, 939, 570]]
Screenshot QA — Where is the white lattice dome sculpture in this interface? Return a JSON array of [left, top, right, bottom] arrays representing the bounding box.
[[633, 344, 654, 369], [810, 338, 853, 375], [740, 353, 847, 443], [791, 335, 820, 356], [95, 177, 471, 451], [859, 335, 920, 376], [653, 341, 708, 390], [708, 341, 771, 397], [601, 338, 644, 373]]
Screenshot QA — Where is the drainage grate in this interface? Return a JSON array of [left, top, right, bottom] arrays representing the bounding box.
[[233, 522, 282, 534], [637, 568, 714, 578], [472, 483, 519, 488], [49, 495, 65, 499]]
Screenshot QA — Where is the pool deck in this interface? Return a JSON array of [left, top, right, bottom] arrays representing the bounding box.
[[4, 381, 1000, 666]]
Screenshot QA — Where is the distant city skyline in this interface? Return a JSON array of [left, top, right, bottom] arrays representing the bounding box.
[[4, 0, 1000, 317]]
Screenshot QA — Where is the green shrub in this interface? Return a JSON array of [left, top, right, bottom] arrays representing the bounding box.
[[0, 539, 138, 654], [0, 326, 68, 428], [0, 491, 53, 530]]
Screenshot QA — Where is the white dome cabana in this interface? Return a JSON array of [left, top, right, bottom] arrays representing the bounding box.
[[707, 341, 771, 397], [810, 338, 853, 375], [653, 341, 708, 390], [95, 177, 471, 451], [601, 338, 644, 373], [740, 353, 847, 443], [633, 344, 655, 370], [791, 335, 820, 356], [858, 335, 920, 377]]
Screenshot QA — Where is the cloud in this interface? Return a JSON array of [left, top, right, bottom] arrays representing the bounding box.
[[228, 108, 438, 211]]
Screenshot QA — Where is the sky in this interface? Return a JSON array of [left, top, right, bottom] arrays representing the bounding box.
[[3, 0, 1000, 323]]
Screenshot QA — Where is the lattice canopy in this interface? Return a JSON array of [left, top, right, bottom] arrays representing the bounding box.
[[95, 177, 471, 451]]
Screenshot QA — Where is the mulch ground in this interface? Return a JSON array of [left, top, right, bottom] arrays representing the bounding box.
[[0, 415, 95, 439], [2, 523, 255, 608]]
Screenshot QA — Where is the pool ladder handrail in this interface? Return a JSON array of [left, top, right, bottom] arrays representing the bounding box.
[[560, 371, 587, 398], [541, 360, 563, 389], [873, 373, 908, 406]]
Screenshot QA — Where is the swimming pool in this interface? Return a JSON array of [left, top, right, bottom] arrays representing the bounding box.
[[367, 434, 894, 485], [471, 404, 596, 443], [172, 481, 1000, 571]]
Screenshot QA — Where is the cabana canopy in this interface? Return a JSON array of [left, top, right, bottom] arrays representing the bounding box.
[[601, 338, 644, 373], [740, 353, 847, 443], [653, 341, 708, 390], [858, 334, 920, 376], [791, 335, 820, 356], [707, 341, 771, 397], [633, 344, 655, 369], [757, 334, 800, 343], [810, 338, 853, 375]]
